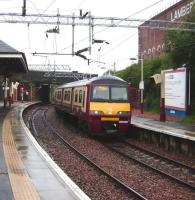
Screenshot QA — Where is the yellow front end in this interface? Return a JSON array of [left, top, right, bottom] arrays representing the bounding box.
[[89, 102, 131, 135]]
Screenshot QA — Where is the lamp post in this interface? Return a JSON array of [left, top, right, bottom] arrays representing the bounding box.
[[130, 57, 144, 114]]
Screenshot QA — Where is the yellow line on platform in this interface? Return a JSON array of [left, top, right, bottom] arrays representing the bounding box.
[[2, 112, 40, 200]]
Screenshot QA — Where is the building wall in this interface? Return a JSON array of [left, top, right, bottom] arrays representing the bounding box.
[[139, 0, 195, 60]]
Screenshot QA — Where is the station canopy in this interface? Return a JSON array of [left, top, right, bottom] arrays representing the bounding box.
[[0, 40, 28, 75]]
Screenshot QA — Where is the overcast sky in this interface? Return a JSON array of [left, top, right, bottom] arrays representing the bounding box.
[[0, 0, 180, 75]]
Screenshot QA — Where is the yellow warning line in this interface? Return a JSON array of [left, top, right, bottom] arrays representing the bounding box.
[[2, 112, 40, 200]]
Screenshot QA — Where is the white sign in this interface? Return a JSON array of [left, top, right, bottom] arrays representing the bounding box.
[[139, 81, 144, 90], [2, 87, 9, 90], [170, 0, 195, 22], [165, 68, 186, 111]]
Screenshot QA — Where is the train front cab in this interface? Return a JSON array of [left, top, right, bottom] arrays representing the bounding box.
[[88, 83, 131, 135]]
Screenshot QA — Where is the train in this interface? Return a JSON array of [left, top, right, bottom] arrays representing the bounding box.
[[54, 75, 132, 136]]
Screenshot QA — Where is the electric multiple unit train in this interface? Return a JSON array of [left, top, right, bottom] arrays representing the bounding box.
[[54, 75, 132, 135]]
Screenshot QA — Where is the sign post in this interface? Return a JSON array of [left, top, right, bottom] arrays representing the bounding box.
[[160, 70, 166, 121], [3, 77, 9, 108], [150, 72, 165, 121]]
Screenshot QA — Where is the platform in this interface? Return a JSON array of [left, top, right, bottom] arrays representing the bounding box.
[[132, 115, 195, 141], [0, 102, 90, 200]]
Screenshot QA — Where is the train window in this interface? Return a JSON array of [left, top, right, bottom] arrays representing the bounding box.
[[79, 90, 82, 103], [92, 86, 109, 100], [111, 87, 128, 101], [57, 91, 60, 99], [67, 91, 70, 101], [83, 91, 85, 107], [75, 90, 78, 102], [64, 91, 67, 100]]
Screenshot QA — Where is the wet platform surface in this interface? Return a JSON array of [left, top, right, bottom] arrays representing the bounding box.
[[132, 116, 195, 141], [0, 105, 14, 200], [0, 102, 90, 200]]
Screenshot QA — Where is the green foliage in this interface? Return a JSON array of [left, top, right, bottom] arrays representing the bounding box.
[[116, 6, 195, 115], [165, 5, 195, 112], [179, 115, 195, 124], [116, 57, 171, 110], [165, 6, 195, 64]]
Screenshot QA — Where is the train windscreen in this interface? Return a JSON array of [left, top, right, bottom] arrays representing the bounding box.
[[111, 87, 128, 101], [92, 86, 128, 102], [92, 86, 109, 100]]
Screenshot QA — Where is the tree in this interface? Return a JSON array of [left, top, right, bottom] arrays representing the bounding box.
[[165, 5, 195, 110], [165, 6, 195, 66], [116, 57, 171, 111]]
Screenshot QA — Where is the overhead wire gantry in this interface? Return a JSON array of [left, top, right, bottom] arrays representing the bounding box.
[[0, 12, 195, 30], [1, 11, 195, 65]]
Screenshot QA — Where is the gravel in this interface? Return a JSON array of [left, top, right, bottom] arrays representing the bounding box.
[[23, 104, 195, 200]]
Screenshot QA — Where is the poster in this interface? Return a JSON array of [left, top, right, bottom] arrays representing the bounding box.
[[165, 68, 186, 111]]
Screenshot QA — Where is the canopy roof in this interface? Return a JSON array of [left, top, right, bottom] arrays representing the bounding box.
[[0, 40, 28, 75]]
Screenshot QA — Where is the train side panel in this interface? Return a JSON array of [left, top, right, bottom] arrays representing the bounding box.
[[72, 86, 87, 114], [55, 86, 88, 115], [55, 89, 63, 106], [61, 87, 72, 113]]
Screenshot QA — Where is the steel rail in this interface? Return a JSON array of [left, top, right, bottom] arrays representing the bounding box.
[[122, 140, 195, 173], [30, 107, 48, 136], [36, 109, 148, 200], [104, 143, 195, 191]]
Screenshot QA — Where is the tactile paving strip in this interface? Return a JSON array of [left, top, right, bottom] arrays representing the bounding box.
[[3, 112, 40, 200]]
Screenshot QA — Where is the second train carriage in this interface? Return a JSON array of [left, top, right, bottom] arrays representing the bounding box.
[[54, 75, 132, 135]]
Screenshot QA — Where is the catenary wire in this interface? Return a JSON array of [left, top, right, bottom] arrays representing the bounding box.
[[59, 0, 165, 53]]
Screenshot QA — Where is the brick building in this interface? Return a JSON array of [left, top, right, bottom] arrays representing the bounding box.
[[138, 0, 195, 60]]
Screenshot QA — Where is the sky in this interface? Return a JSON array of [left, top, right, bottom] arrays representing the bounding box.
[[0, 0, 181, 75]]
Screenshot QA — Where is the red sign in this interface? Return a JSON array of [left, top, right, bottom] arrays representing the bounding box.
[[19, 84, 24, 92]]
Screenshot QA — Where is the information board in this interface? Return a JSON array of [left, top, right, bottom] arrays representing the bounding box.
[[165, 68, 186, 111]]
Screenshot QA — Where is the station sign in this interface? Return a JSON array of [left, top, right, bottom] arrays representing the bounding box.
[[164, 67, 187, 117]]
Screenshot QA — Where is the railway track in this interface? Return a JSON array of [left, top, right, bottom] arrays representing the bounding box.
[[29, 106, 147, 200], [103, 139, 195, 190], [26, 105, 195, 199]]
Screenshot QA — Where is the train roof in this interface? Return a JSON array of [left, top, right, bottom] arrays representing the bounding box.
[[57, 75, 129, 89]]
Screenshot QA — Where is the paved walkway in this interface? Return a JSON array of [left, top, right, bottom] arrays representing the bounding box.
[[132, 108, 195, 141], [132, 109, 180, 122], [0, 102, 90, 200]]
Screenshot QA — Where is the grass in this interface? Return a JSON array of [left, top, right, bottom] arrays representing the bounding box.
[[179, 115, 195, 125], [145, 107, 159, 114]]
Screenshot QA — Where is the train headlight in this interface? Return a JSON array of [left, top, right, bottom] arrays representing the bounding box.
[[90, 110, 104, 115], [117, 111, 130, 116]]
